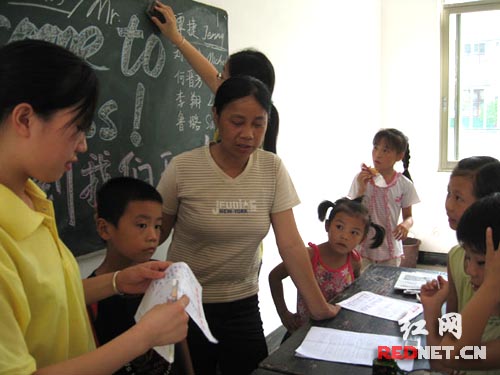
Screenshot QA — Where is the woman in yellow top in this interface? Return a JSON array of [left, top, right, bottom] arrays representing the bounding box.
[[0, 39, 189, 375]]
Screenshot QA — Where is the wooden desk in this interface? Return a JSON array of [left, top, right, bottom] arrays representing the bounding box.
[[254, 265, 443, 375]]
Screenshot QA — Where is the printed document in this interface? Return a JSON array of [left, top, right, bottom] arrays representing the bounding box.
[[394, 271, 447, 291], [337, 291, 423, 324], [296, 326, 414, 372]]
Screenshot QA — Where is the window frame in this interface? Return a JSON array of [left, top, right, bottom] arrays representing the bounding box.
[[439, 0, 500, 171]]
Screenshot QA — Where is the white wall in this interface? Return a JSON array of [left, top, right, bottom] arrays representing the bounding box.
[[78, 0, 459, 336]]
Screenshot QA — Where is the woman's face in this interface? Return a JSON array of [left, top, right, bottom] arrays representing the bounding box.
[[213, 95, 268, 160], [30, 106, 88, 183]]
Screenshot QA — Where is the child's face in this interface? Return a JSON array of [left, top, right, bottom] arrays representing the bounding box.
[[30, 106, 88, 183], [327, 212, 365, 255], [105, 200, 163, 264], [371, 140, 403, 173], [445, 176, 476, 230], [463, 247, 485, 291]]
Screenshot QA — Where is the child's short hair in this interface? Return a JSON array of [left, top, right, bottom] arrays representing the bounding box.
[[318, 197, 385, 248], [474, 160, 500, 199], [457, 192, 500, 254], [451, 156, 498, 179], [96, 177, 162, 226]]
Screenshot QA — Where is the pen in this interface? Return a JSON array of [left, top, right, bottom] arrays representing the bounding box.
[[168, 279, 178, 303]]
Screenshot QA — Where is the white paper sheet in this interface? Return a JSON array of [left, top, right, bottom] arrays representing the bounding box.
[[337, 291, 423, 324], [135, 262, 218, 363], [394, 271, 447, 291], [295, 326, 414, 372]]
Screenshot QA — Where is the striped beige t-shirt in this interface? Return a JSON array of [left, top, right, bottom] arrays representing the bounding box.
[[157, 145, 300, 303]]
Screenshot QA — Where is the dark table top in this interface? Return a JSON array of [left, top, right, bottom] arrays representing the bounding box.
[[253, 265, 444, 375]]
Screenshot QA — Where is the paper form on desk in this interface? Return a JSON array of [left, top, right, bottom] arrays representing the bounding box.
[[394, 271, 447, 291], [295, 326, 414, 372], [337, 291, 423, 324], [135, 262, 218, 362]]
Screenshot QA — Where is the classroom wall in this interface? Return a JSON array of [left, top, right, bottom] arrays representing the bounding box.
[[78, 0, 459, 336]]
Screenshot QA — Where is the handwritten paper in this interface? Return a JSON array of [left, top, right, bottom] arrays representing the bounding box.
[[295, 326, 414, 372], [337, 291, 423, 324], [135, 262, 218, 362]]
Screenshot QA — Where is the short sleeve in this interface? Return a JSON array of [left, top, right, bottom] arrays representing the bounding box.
[[347, 174, 361, 198], [401, 178, 420, 208], [156, 159, 179, 215], [271, 157, 300, 213]]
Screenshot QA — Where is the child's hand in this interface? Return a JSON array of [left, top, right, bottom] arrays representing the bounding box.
[[359, 163, 376, 182], [393, 223, 409, 241], [483, 227, 500, 299], [419, 275, 448, 309], [280, 311, 302, 333]]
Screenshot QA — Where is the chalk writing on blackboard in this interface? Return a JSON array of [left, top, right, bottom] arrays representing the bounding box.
[[0, 0, 228, 256]]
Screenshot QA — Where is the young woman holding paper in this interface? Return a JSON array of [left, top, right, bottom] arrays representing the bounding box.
[[0, 39, 189, 375]]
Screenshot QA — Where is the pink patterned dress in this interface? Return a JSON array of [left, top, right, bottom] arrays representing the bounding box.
[[296, 242, 360, 324]]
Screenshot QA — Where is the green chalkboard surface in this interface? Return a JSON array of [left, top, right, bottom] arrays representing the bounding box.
[[0, 0, 228, 256]]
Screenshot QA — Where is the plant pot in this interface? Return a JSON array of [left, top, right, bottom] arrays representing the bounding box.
[[401, 238, 421, 268]]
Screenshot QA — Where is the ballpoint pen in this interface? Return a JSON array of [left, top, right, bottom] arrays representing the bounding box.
[[168, 279, 178, 303], [165, 279, 178, 364]]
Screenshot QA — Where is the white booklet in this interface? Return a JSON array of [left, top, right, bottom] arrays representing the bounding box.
[[337, 291, 423, 324], [295, 326, 414, 372]]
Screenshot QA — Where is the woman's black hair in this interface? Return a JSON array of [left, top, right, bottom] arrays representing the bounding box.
[[457, 192, 500, 254], [227, 49, 275, 93], [373, 128, 412, 181], [318, 197, 385, 248], [213, 75, 272, 117], [227, 49, 279, 154], [0, 39, 98, 131]]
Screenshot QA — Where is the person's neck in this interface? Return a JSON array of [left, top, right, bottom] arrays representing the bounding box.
[[94, 251, 136, 275], [318, 242, 348, 269], [0, 163, 33, 208], [210, 143, 249, 178], [379, 168, 396, 184]]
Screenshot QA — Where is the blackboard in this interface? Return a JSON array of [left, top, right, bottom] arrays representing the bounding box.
[[0, 0, 228, 256]]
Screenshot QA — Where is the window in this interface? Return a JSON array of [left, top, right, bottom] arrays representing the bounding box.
[[440, 1, 500, 170]]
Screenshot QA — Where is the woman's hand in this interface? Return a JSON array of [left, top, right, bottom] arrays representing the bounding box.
[[149, 1, 184, 46], [135, 295, 190, 347], [115, 261, 171, 295]]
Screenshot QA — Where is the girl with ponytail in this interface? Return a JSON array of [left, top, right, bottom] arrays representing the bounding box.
[[269, 197, 385, 340], [348, 128, 420, 269]]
